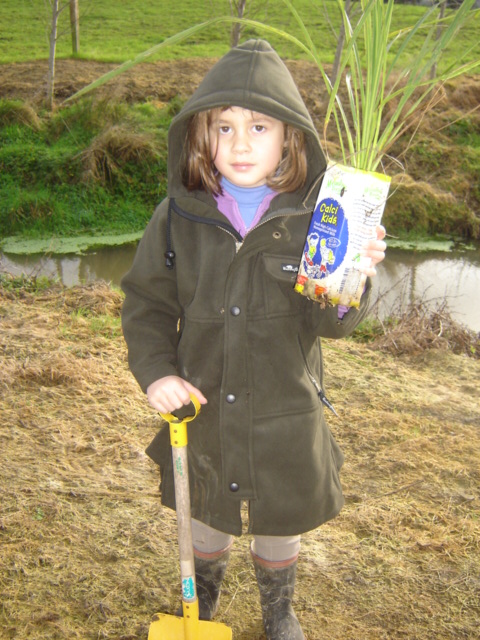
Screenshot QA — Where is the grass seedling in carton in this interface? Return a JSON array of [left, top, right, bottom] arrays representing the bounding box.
[[283, 0, 480, 307]]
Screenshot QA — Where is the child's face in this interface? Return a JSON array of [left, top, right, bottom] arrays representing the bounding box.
[[208, 107, 285, 188]]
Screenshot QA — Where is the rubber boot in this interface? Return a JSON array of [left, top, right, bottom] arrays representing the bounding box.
[[252, 551, 305, 640], [175, 545, 231, 621]]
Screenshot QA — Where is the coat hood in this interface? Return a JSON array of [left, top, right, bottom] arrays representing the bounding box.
[[167, 39, 326, 198]]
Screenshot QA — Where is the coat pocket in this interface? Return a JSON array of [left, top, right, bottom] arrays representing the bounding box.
[[260, 253, 304, 314], [262, 253, 301, 284]]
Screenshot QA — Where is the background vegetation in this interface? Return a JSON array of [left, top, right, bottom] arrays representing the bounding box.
[[0, 97, 172, 237], [2, 0, 478, 67], [0, 0, 479, 242]]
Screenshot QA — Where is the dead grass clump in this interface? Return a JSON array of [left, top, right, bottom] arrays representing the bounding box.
[[0, 98, 41, 130], [385, 173, 479, 238], [61, 281, 124, 317], [449, 75, 480, 112], [365, 300, 480, 359], [391, 172, 457, 203], [81, 125, 158, 183]]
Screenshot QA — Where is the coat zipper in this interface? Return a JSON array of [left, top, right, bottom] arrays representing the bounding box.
[[221, 207, 313, 253], [297, 336, 338, 417], [172, 198, 313, 253], [250, 207, 313, 233]]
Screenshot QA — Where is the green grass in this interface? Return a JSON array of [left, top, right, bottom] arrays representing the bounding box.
[[0, 1, 479, 245], [0, 0, 225, 63], [0, 97, 172, 238], [1, 89, 479, 245], [69, 308, 123, 338], [0, 0, 478, 71]]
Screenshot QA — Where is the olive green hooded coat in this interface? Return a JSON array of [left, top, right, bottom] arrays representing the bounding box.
[[121, 40, 372, 537]]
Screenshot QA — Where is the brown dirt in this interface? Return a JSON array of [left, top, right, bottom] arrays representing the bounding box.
[[0, 58, 335, 140], [1, 280, 479, 639], [0, 58, 218, 104], [1, 57, 479, 139], [0, 58, 326, 107]]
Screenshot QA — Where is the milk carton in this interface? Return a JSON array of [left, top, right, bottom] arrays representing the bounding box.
[[295, 162, 391, 308]]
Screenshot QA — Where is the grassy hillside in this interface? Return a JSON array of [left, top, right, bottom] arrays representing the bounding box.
[[0, 96, 171, 238], [0, 1, 479, 244], [0, 0, 479, 70], [1, 61, 479, 243]]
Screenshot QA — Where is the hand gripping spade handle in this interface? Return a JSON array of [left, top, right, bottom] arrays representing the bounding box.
[[148, 395, 232, 640]]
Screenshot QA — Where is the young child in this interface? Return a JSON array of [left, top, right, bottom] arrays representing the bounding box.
[[121, 39, 386, 639]]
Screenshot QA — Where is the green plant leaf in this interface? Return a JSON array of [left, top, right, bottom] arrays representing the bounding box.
[[65, 0, 480, 174], [65, 19, 229, 102]]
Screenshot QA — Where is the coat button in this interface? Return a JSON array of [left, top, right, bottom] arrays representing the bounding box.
[[226, 394, 236, 403], [229, 482, 239, 492], [230, 306, 241, 316]]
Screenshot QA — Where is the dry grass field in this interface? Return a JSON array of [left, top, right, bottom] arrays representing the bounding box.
[[1, 279, 479, 639]]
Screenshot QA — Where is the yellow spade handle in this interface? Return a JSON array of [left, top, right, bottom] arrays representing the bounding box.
[[160, 394, 201, 448], [149, 395, 232, 636], [160, 393, 202, 631]]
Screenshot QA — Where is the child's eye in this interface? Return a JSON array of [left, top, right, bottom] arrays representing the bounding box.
[[253, 124, 266, 133], [219, 126, 231, 134]]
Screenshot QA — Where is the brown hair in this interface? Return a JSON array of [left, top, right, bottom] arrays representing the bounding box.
[[182, 107, 308, 195]]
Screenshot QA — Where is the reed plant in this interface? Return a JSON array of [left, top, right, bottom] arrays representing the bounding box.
[[279, 0, 480, 171], [69, 0, 480, 174], [225, 0, 480, 171]]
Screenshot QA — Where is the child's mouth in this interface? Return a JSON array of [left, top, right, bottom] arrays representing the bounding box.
[[231, 163, 254, 171]]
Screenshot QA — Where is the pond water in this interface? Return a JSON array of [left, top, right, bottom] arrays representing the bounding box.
[[1, 244, 479, 332]]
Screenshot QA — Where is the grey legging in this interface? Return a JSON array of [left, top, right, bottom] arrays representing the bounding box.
[[192, 518, 301, 562]]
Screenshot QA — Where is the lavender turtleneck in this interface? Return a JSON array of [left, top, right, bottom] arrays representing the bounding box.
[[213, 177, 277, 238]]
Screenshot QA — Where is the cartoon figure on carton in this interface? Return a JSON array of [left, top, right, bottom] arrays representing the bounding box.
[[319, 238, 335, 274], [302, 232, 335, 280], [305, 232, 320, 265], [302, 232, 321, 279]]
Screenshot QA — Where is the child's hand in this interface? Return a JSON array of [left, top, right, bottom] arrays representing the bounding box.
[[360, 225, 387, 277], [147, 375, 207, 414]]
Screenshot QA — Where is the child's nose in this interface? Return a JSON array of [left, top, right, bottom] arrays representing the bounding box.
[[232, 129, 250, 152]]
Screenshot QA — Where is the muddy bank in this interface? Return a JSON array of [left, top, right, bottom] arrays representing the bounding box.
[[1, 280, 479, 639], [1, 58, 480, 242], [1, 57, 479, 142]]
